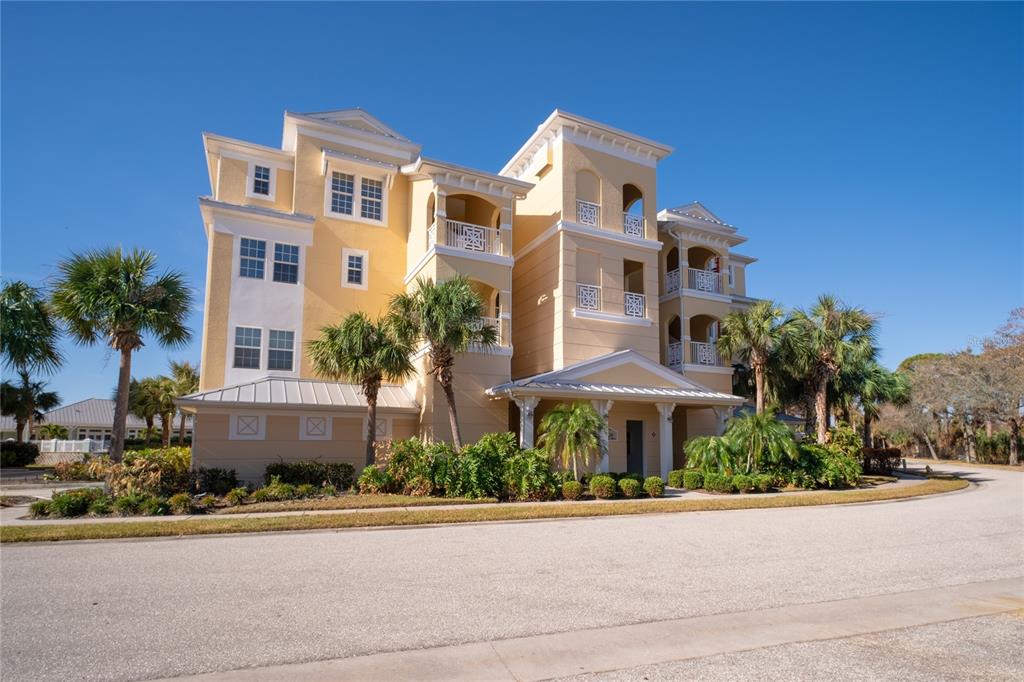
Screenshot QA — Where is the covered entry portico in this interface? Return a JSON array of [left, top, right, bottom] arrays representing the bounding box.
[[487, 350, 743, 479]]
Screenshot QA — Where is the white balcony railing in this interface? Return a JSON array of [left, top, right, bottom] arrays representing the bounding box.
[[427, 222, 437, 248], [687, 268, 726, 295], [624, 292, 645, 318], [470, 316, 504, 345], [445, 219, 501, 255], [665, 268, 681, 294], [576, 200, 600, 227], [667, 341, 682, 370], [576, 283, 601, 311], [622, 213, 644, 238], [689, 340, 724, 367]]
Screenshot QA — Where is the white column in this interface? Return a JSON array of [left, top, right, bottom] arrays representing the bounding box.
[[655, 403, 676, 481], [591, 399, 614, 472], [514, 396, 540, 449]]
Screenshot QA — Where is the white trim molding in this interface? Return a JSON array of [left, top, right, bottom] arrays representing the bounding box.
[[229, 414, 266, 441], [572, 308, 653, 327], [299, 415, 333, 441], [342, 248, 369, 290]]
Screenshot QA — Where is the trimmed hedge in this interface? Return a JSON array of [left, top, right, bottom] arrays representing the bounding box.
[[644, 476, 665, 498], [667, 469, 687, 488], [589, 474, 617, 499], [1, 441, 38, 467], [618, 478, 641, 498], [703, 473, 735, 494], [562, 480, 583, 500], [682, 470, 704, 490], [265, 460, 354, 490]]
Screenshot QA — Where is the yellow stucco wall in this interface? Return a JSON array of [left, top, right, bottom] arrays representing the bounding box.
[[198, 231, 233, 391]]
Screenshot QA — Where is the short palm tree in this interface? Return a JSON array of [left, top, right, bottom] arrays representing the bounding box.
[[169, 360, 200, 444], [152, 376, 178, 447], [37, 423, 69, 440], [684, 436, 738, 476], [790, 295, 877, 444], [390, 276, 497, 450], [1, 372, 60, 441], [717, 300, 788, 414], [536, 401, 605, 480], [52, 248, 192, 459], [307, 312, 415, 466], [859, 363, 910, 447], [724, 411, 799, 474], [125, 378, 160, 445]]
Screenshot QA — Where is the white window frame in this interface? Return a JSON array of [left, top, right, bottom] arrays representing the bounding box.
[[246, 161, 276, 202], [323, 163, 388, 226], [267, 329, 295, 372], [229, 414, 266, 441], [299, 415, 333, 441], [272, 242, 300, 284], [238, 237, 266, 280], [233, 326, 262, 370], [342, 248, 369, 290]]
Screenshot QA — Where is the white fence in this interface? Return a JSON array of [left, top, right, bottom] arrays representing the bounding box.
[[35, 439, 106, 465]]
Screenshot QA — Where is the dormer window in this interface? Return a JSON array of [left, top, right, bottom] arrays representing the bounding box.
[[324, 165, 387, 224], [360, 178, 383, 221], [330, 172, 354, 215], [247, 162, 275, 201]]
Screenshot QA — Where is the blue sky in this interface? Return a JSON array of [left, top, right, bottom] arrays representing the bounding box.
[[2, 2, 1021, 406]]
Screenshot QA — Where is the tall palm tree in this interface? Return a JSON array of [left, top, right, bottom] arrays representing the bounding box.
[[307, 312, 414, 466], [790, 295, 877, 444], [169, 360, 200, 444], [52, 248, 192, 459], [1, 372, 60, 441], [1, 282, 64, 441], [859, 363, 910, 447], [717, 300, 788, 414], [390, 276, 497, 450], [536, 401, 605, 480], [724, 411, 799, 474]]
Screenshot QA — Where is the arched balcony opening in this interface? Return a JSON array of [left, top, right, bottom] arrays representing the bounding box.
[[666, 315, 682, 370], [442, 194, 502, 255], [426, 193, 437, 248], [622, 183, 645, 238], [689, 314, 724, 367], [575, 170, 601, 227], [685, 246, 727, 295], [664, 246, 681, 294], [468, 279, 505, 347]]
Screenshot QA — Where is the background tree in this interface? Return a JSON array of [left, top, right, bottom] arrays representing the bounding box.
[[717, 300, 788, 414], [52, 248, 192, 459], [307, 312, 414, 465], [169, 360, 200, 444], [125, 378, 160, 445], [858, 362, 910, 447], [390, 276, 496, 450], [1, 372, 60, 441], [37, 423, 69, 440], [153, 376, 178, 447], [536, 401, 605, 480]]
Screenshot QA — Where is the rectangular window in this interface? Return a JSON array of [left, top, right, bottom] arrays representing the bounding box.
[[239, 238, 266, 279], [267, 329, 295, 371], [272, 243, 299, 284], [233, 327, 261, 369], [330, 172, 354, 215], [252, 165, 271, 196], [346, 254, 364, 285], [360, 178, 383, 221]]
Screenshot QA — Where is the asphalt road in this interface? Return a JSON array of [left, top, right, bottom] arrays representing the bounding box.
[[1, 462, 1021, 681]]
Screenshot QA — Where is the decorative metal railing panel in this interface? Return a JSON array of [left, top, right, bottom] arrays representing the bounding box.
[[624, 292, 646, 318], [576, 200, 600, 227], [445, 220, 500, 255], [665, 268, 681, 294], [687, 268, 725, 294], [576, 283, 601, 311], [689, 340, 724, 366], [622, 213, 644, 238], [667, 341, 682, 370]]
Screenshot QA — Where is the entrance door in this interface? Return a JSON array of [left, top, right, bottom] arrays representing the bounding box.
[[626, 420, 644, 475]]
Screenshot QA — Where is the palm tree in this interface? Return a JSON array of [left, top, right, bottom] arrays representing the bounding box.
[[684, 436, 739, 475], [536, 401, 605, 480], [859, 363, 910, 447], [52, 248, 192, 459], [152, 376, 178, 447], [717, 300, 788, 414], [37, 423, 69, 440], [724, 411, 799, 474], [790, 295, 877, 444], [169, 360, 200, 444], [125, 378, 160, 445], [307, 312, 414, 466], [389, 276, 497, 450], [0, 372, 60, 441]]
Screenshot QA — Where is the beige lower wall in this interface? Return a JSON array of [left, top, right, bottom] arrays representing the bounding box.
[[424, 351, 510, 444]]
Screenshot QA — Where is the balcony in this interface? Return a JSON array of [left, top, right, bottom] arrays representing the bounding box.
[[624, 292, 645, 318], [667, 341, 682, 370], [576, 200, 600, 227], [665, 268, 681, 294], [470, 316, 506, 347], [622, 213, 644, 238], [576, 283, 601, 311], [689, 340, 725, 367], [686, 268, 726, 295]]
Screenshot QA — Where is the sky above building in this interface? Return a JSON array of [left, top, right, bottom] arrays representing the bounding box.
[[2, 2, 1021, 405]]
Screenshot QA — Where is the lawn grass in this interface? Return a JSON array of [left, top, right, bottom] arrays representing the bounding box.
[[216, 494, 496, 514], [0, 476, 968, 543]]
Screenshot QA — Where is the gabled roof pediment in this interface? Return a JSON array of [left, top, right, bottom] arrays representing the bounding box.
[[666, 201, 730, 227], [303, 108, 411, 142]]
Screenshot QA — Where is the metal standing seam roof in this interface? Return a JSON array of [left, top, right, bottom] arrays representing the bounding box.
[[489, 379, 742, 403], [177, 377, 419, 411], [38, 399, 189, 428]]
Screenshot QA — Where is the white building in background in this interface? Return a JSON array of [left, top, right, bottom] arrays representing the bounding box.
[[2, 399, 194, 443]]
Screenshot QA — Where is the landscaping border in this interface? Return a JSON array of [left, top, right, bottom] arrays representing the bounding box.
[[0, 476, 968, 543]]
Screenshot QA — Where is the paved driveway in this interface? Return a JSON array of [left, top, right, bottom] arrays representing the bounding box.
[[1, 463, 1021, 681]]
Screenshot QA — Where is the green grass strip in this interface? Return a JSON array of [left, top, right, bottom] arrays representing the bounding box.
[[0, 477, 967, 543], [217, 494, 496, 514]]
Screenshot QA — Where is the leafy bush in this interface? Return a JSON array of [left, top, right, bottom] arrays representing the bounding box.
[[764, 443, 862, 490], [860, 448, 901, 474], [502, 448, 558, 501], [108, 447, 191, 497], [703, 473, 735, 494], [87, 496, 113, 516], [139, 495, 169, 516], [562, 480, 583, 500], [168, 492, 195, 515], [224, 487, 249, 506], [1, 441, 39, 467], [816, 446, 862, 489], [682, 470, 704, 490], [51, 456, 110, 481], [589, 474, 617, 499], [113, 492, 167, 516], [618, 478, 641, 498], [618, 472, 644, 485], [295, 483, 318, 499], [446, 432, 513, 499], [197, 494, 217, 510], [48, 488, 106, 518], [250, 477, 297, 502], [264, 460, 354, 491], [976, 432, 1023, 464], [192, 467, 239, 496], [732, 474, 754, 493], [357, 465, 393, 495], [667, 469, 687, 488], [753, 474, 773, 493], [29, 499, 51, 517], [644, 476, 665, 498]]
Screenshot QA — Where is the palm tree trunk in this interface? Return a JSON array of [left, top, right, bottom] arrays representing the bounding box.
[[110, 348, 132, 460], [178, 413, 187, 445], [814, 374, 829, 444], [365, 392, 378, 467], [863, 413, 873, 448], [439, 375, 463, 451], [160, 413, 172, 447], [754, 366, 765, 415], [15, 418, 26, 443], [145, 417, 154, 446]]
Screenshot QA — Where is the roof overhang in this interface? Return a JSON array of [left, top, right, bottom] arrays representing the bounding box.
[[402, 157, 533, 200], [177, 377, 420, 415], [282, 111, 420, 164], [198, 197, 315, 242]]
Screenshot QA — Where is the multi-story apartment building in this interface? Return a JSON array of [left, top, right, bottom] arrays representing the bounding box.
[[179, 108, 755, 483]]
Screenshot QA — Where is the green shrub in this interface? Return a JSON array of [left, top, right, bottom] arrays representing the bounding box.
[[295, 483, 318, 499], [139, 495, 169, 516], [108, 447, 192, 497], [224, 487, 249, 506], [320, 484, 338, 497], [264, 460, 354, 491], [87, 496, 113, 516], [753, 474, 773, 493], [29, 499, 51, 518], [51, 456, 111, 481], [644, 476, 665, 498], [168, 492, 195, 515], [682, 470, 704, 490], [1, 441, 39, 467], [828, 422, 862, 460], [618, 478, 641, 498], [197, 494, 217, 510], [618, 472, 644, 485], [446, 432, 514, 499], [112, 492, 168, 516], [48, 488, 105, 517], [732, 474, 754, 493], [589, 474, 617, 499], [250, 477, 297, 503], [357, 465, 393, 495], [817, 446, 862, 489], [562, 480, 583, 500], [703, 473, 735, 494], [503, 448, 558, 501], [192, 467, 239, 496], [667, 469, 687, 488]]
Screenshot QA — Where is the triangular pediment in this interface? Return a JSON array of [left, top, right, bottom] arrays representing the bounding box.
[[670, 201, 726, 225], [305, 109, 410, 142], [544, 351, 717, 391]]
